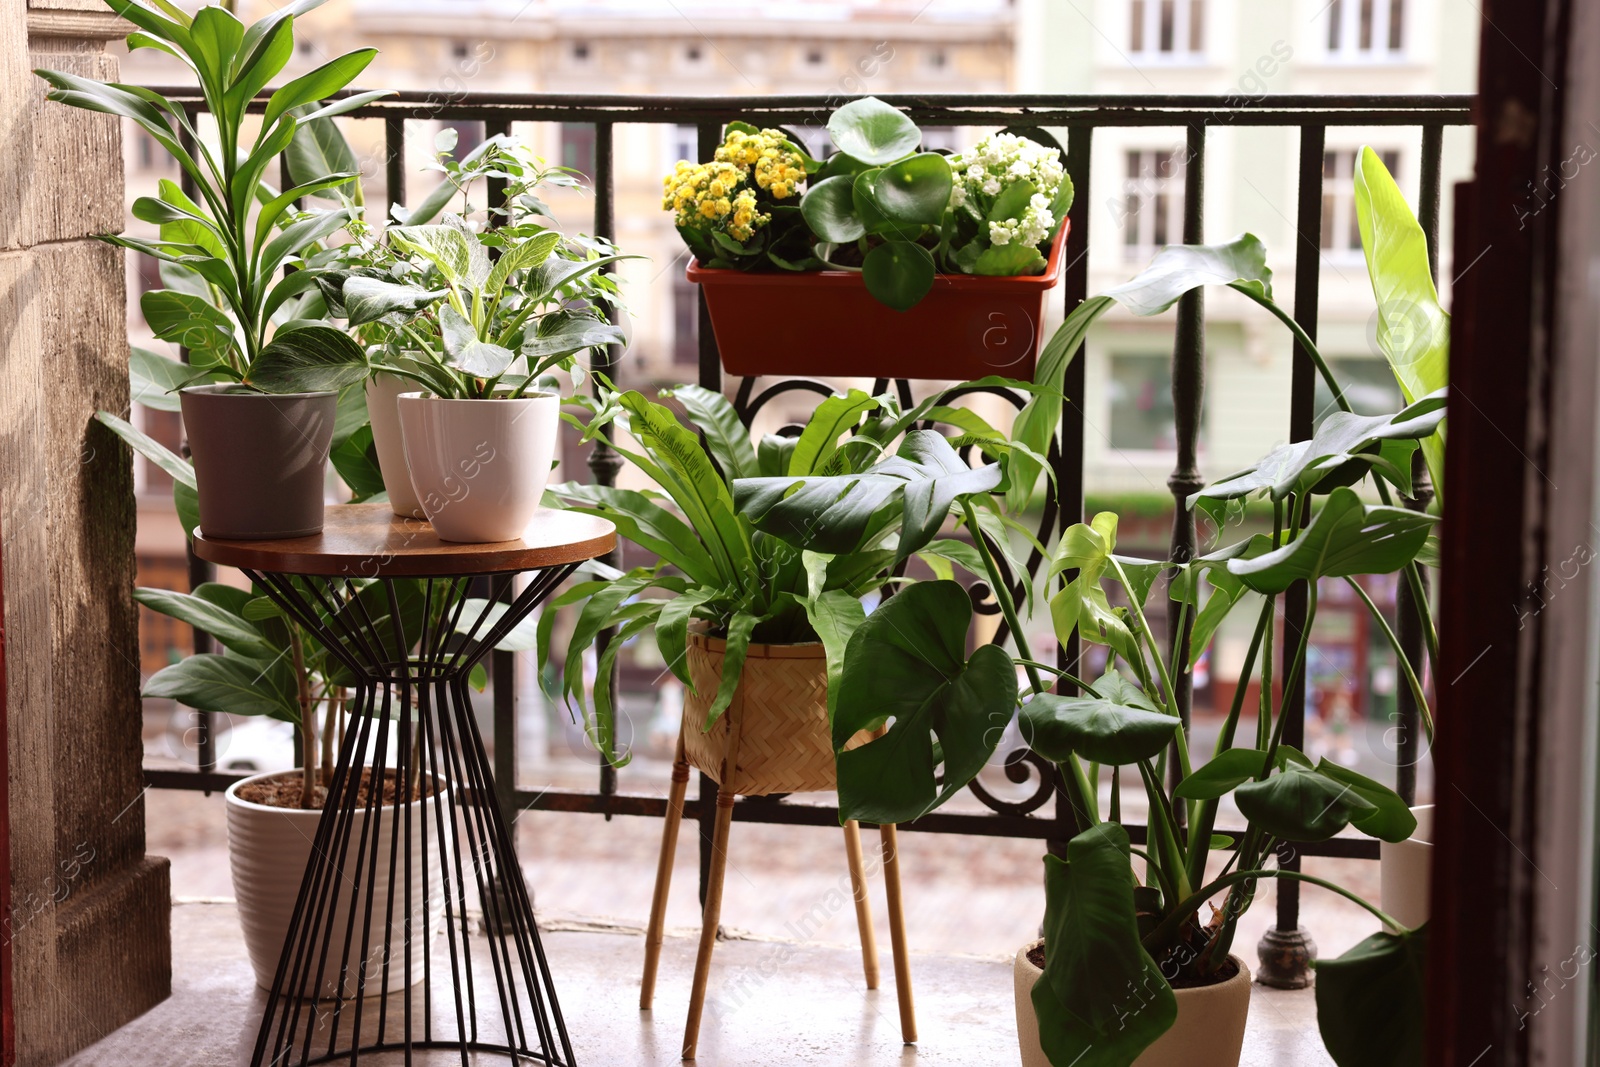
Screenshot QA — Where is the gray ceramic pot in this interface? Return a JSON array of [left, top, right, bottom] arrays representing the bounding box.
[[180, 384, 337, 539]]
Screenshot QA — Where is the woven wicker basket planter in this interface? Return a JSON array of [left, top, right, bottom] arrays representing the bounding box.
[[682, 629, 836, 796]]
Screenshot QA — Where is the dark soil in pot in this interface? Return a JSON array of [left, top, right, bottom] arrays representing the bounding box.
[[235, 768, 441, 810], [1026, 944, 1242, 990]]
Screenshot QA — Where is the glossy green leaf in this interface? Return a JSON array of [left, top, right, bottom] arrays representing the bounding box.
[[249, 325, 368, 393], [1226, 487, 1437, 594], [130, 346, 211, 411], [518, 317, 625, 369], [1020, 670, 1174, 765], [484, 230, 561, 297], [284, 114, 360, 199], [94, 410, 195, 490], [548, 482, 720, 588], [143, 652, 298, 722], [832, 581, 1016, 824], [786, 389, 879, 477], [140, 288, 235, 365], [261, 48, 377, 132], [328, 423, 385, 501], [799, 175, 866, 243], [388, 222, 473, 287], [801, 589, 866, 721], [1033, 826, 1177, 1067], [974, 242, 1047, 276], [664, 384, 758, 481], [1355, 146, 1448, 502], [1235, 765, 1378, 842], [439, 304, 515, 378], [1173, 747, 1271, 800], [826, 96, 921, 165], [341, 277, 449, 327], [873, 153, 952, 225], [1314, 758, 1418, 843], [1315, 926, 1427, 1067], [862, 239, 935, 312], [133, 587, 277, 659]]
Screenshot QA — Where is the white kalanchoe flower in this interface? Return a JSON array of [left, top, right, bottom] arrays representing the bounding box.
[[947, 131, 1067, 255]]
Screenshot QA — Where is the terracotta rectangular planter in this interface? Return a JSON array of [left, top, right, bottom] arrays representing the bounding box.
[[687, 223, 1069, 382]]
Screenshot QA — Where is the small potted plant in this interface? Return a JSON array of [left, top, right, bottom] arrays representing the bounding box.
[[665, 97, 1073, 381], [323, 150, 633, 543], [37, 0, 381, 538]]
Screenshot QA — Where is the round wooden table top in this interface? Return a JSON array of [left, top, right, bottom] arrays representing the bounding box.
[[194, 503, 617, 577]]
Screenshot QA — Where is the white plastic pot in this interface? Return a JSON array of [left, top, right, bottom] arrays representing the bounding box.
[[1380, 803, 1434, 929], [225, 769, 448, 998], [1014, 940, 1252, 1067], [396, 391, 560, 543], [365, 373, 427, 518]]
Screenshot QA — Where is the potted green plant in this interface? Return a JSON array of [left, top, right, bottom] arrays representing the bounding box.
[[665, 98, 1073, 381], [321, 149, 632, 543], [730, 226, 1444, 1066], [37, 0, 382, 538]]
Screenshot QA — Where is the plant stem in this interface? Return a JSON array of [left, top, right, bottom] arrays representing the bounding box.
[[1147, 866, 1406, 952], [1344, 577, 1435, 744], [1012, 659, 1102, 697], [962, 499, 1042, 693], [290, 623, 316, 809]]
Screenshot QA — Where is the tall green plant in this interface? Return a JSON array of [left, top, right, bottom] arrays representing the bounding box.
[[37, 0, 384, 392]]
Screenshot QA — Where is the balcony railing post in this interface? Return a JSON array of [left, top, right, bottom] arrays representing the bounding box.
[[590, 121, 622, 814], [1257, 124, 1327, 990], [1165, 123, 1207, 806]]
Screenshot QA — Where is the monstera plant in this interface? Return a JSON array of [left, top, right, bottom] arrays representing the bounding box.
[[731, 161, 1444, 1065]]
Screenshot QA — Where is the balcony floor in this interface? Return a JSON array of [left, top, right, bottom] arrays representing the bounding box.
[[64, 901, 1333, 1066]]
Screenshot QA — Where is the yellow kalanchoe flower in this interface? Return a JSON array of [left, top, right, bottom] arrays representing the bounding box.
[[664, 127, 799, 245]]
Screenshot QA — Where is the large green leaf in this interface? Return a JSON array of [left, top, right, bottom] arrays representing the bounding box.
[[388, 222, 473, 287], [832, 581, 1016, 825], [862, 239, 935, 311], [801, 589, 866, 721], [787, 389, 879, 477], [1226, 487, 1436, 594], [1314, 758, 1417, 843], [284, 113, 359, 199], [131, 346, 212, 411], [261, 48, 377, 132], [1315, 926, 1427, 1067], [140, 289, 235, 366], [439, 304, 514, 378], [1173, 747, 1274, 800], [826, 97, 921, 166], [1355, 146, 1448, 502], [874, 153, 952, 225], [1033, 826, 1177, 1067], [133, 587, 278, 659], [328, 423, 385, 501], [1020, 669, 1175, 765], [341, 277, 448, 327], [518, 317, 626, 370], [734, 429, 1000, 563], [1235, 765, 1378, 842], [548, 482, 720, 587], [664, 384, 758, 481], [94, 410, 195, 490], [484, 230, 561, 298], [143, 651, 298, 722], [249, 325, 368, 393], [799, 175, 866, 243]]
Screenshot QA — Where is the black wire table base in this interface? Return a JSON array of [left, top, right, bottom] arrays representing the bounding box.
[[242, 565, 580, 1067]]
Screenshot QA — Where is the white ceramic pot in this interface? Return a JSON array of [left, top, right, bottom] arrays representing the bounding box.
[[396, 391, 560, 543], [1014, 940, 1252, 1067], [1380, 803, 1434, 929], [225, 770, 449, 998], [365, 373, 427, 518]]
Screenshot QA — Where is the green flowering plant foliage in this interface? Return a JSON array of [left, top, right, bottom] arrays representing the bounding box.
[[320, 132, 638, 401], [662, 99, 1073, 312]]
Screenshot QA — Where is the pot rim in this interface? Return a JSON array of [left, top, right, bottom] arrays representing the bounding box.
[[687, 620, 823, 657], [224, 767, 446, 815], [395, 390, 558, 404], [1015, 939, 1252, 992], [181, 383, 337, 400]]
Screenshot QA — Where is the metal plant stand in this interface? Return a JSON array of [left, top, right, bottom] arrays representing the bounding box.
[[196, 504, 615, 1067]]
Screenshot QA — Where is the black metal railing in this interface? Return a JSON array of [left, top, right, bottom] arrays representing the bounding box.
[[139, 90, 1474, 977]]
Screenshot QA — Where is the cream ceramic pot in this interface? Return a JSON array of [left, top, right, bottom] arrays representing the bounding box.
[[225, 770, 448, 998], [1014, 940, 1252, 1067], [396, 392, 560, 543], [1380, 803, 1434, 929], [365, 373, 427, 518]]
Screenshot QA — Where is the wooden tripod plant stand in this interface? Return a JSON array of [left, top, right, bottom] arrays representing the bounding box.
[[638, 631, 917, 1060]]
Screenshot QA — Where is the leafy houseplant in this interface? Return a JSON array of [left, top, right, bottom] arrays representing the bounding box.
[[37, 0, 384, 538], [666, 98, 1073, 380], [730, 158, 1445, 1064], [322, 138, 633, 543]]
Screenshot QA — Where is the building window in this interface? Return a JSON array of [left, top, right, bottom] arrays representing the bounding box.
[[296, 39, 315, 57], [1325, 0, 1405, 58], [805, 47, 825, 66], [1122, 149, 1185, 259], [1321, 149, 1400, 254], [572, 42, 591, 62], [918, 126, 961, 153], [136, 256, 162, 297], [1109, 353, 1180, 452], [561, 123, 596, 180], [672, 273, 700, 367], [1129, 0, 1205, 58], [926, 48, 948, 70], [685, 44, 704, 63], [1313, 357, 1404, 426]]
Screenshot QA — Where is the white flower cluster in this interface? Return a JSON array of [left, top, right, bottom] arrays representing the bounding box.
[[948, 132, 1066, 248]]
